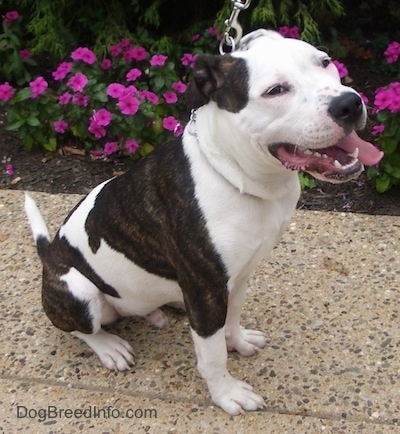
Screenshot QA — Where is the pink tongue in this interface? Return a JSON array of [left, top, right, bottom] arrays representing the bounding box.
[[336, 131, 384, 166]]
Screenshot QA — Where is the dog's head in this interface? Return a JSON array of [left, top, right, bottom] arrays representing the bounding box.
[[187, 30, 383, 184]]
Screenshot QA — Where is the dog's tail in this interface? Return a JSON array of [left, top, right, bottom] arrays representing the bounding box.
[[24, 192, 51, 259]]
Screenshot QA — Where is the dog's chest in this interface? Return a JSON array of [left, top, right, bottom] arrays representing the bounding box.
[[184, 137, 299, 281]]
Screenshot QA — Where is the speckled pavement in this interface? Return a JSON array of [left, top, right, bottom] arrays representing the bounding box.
[[0, 189, 399, 433]]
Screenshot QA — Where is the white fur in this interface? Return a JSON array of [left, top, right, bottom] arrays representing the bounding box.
[[24, 192, 50, 242]]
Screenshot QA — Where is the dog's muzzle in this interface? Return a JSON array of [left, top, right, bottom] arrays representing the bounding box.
[[269, 93, 384, 183]]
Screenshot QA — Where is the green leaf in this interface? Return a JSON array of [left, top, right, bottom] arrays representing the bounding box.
[[12, 88, 32, 103], [26, 117, 41, 127], [380, 137, 398, 154], [153, 76, 165, 92], [139, 142, 154, 157], [71, 122, 89, 139], [384, 122, 400, 138], [22, 134, 34, 151], [376, 176, 391, 193], [43, 137, 57, 152], [6, 119, 24, 131], [93, 91, 108, 103]]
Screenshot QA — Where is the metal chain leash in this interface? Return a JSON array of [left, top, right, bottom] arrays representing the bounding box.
[[219, 0, 252, 54]]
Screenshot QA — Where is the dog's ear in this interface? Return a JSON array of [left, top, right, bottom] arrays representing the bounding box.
[[237, 29, 284, 51], [186, 54, 249, 113]]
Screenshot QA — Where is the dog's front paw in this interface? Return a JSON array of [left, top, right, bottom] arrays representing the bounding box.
[[210, 375, 266, 415], [226, 327, 267, 356], [72, 329, 135, 371]]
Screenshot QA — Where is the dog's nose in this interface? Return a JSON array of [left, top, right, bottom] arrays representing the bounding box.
[[328, 92, 363, 125]]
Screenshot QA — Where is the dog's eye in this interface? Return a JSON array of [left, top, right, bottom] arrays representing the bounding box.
[[264, 85, 287, 96], [321, 58, 331, 68]]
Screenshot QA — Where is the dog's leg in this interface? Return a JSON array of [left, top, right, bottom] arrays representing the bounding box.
[[225, 280, 267, 356], [191, 327, 266, 415], [55, 267, 135, 371]]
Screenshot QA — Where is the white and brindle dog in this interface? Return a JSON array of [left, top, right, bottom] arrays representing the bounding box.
[[25, 30, 383, 415]]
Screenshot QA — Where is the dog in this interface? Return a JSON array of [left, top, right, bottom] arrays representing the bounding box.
[[25, 29, 383, 415]]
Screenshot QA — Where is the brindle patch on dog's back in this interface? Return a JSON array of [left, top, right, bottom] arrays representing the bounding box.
[[83, 139, 229, 337]]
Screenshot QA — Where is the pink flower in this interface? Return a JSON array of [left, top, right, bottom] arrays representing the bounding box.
[[5, 11, 19, 21], [150, 54, 168, 66], [120, 38, 132, 49], [52, 62, 73, 81], [54, 119, 68, 133], [384, 41, 400, 64], [181, 53, 197, 68], [374, 87, 395, 112], [5, 164, 15, 176], [389, 95, 400, 113], [164, 91, 178, 104], [278, 26, 300, 39], [109, 44, 122, 57], [192, 34, 200, 42], [208, 27, 218, 36], [125, 139, 139, 154], [126, 68, 142, 81], [58, 92, 72, 105], [123, 48, 136, 62], [67, 72, 88, 92], [118, 95, 140, 115], [172, 81, 187, 93], [372, 124, 385, 136], [288, 26, 300, 39], [124, 85, 137, 96], [5, 11, 19, 26], [138, 90, 158, 104], [131, 47, 147, 61], [278, 26, 290, 36], [173, 123, 184, 137], [104, 141, 118, 155], [162, 116, 179, 131], [72, 93, 90, 106], [101, 59, 112, 70], [88, 121, 106, 138], [333, 60, 348, 79], [71, 47, 96, 64], [29, 76, 48, 98], [0, 82, 15, 102], [107, 83, 126, 99], [19, 49, 31, 60], [92, 108, 112, 126]]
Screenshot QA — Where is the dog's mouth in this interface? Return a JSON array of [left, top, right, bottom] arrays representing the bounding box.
[[269, 132, 384, 183]]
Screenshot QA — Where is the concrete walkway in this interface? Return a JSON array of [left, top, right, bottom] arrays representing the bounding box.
[[0, 189, 399, 433]]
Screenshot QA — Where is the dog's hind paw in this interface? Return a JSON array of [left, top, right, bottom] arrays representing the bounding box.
[[145, 308, 169, 328], [210, 376, 266, 415], [72, 329, 135, 371], [226, 327, 267, 356]]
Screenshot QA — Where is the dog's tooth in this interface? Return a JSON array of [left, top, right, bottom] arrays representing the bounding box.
[[314, 152, 322, 157], [322, 154, 329, 159], [334, 160, 342, 169], [303, 149, 313, 155], [350, 147, 359, 159]]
